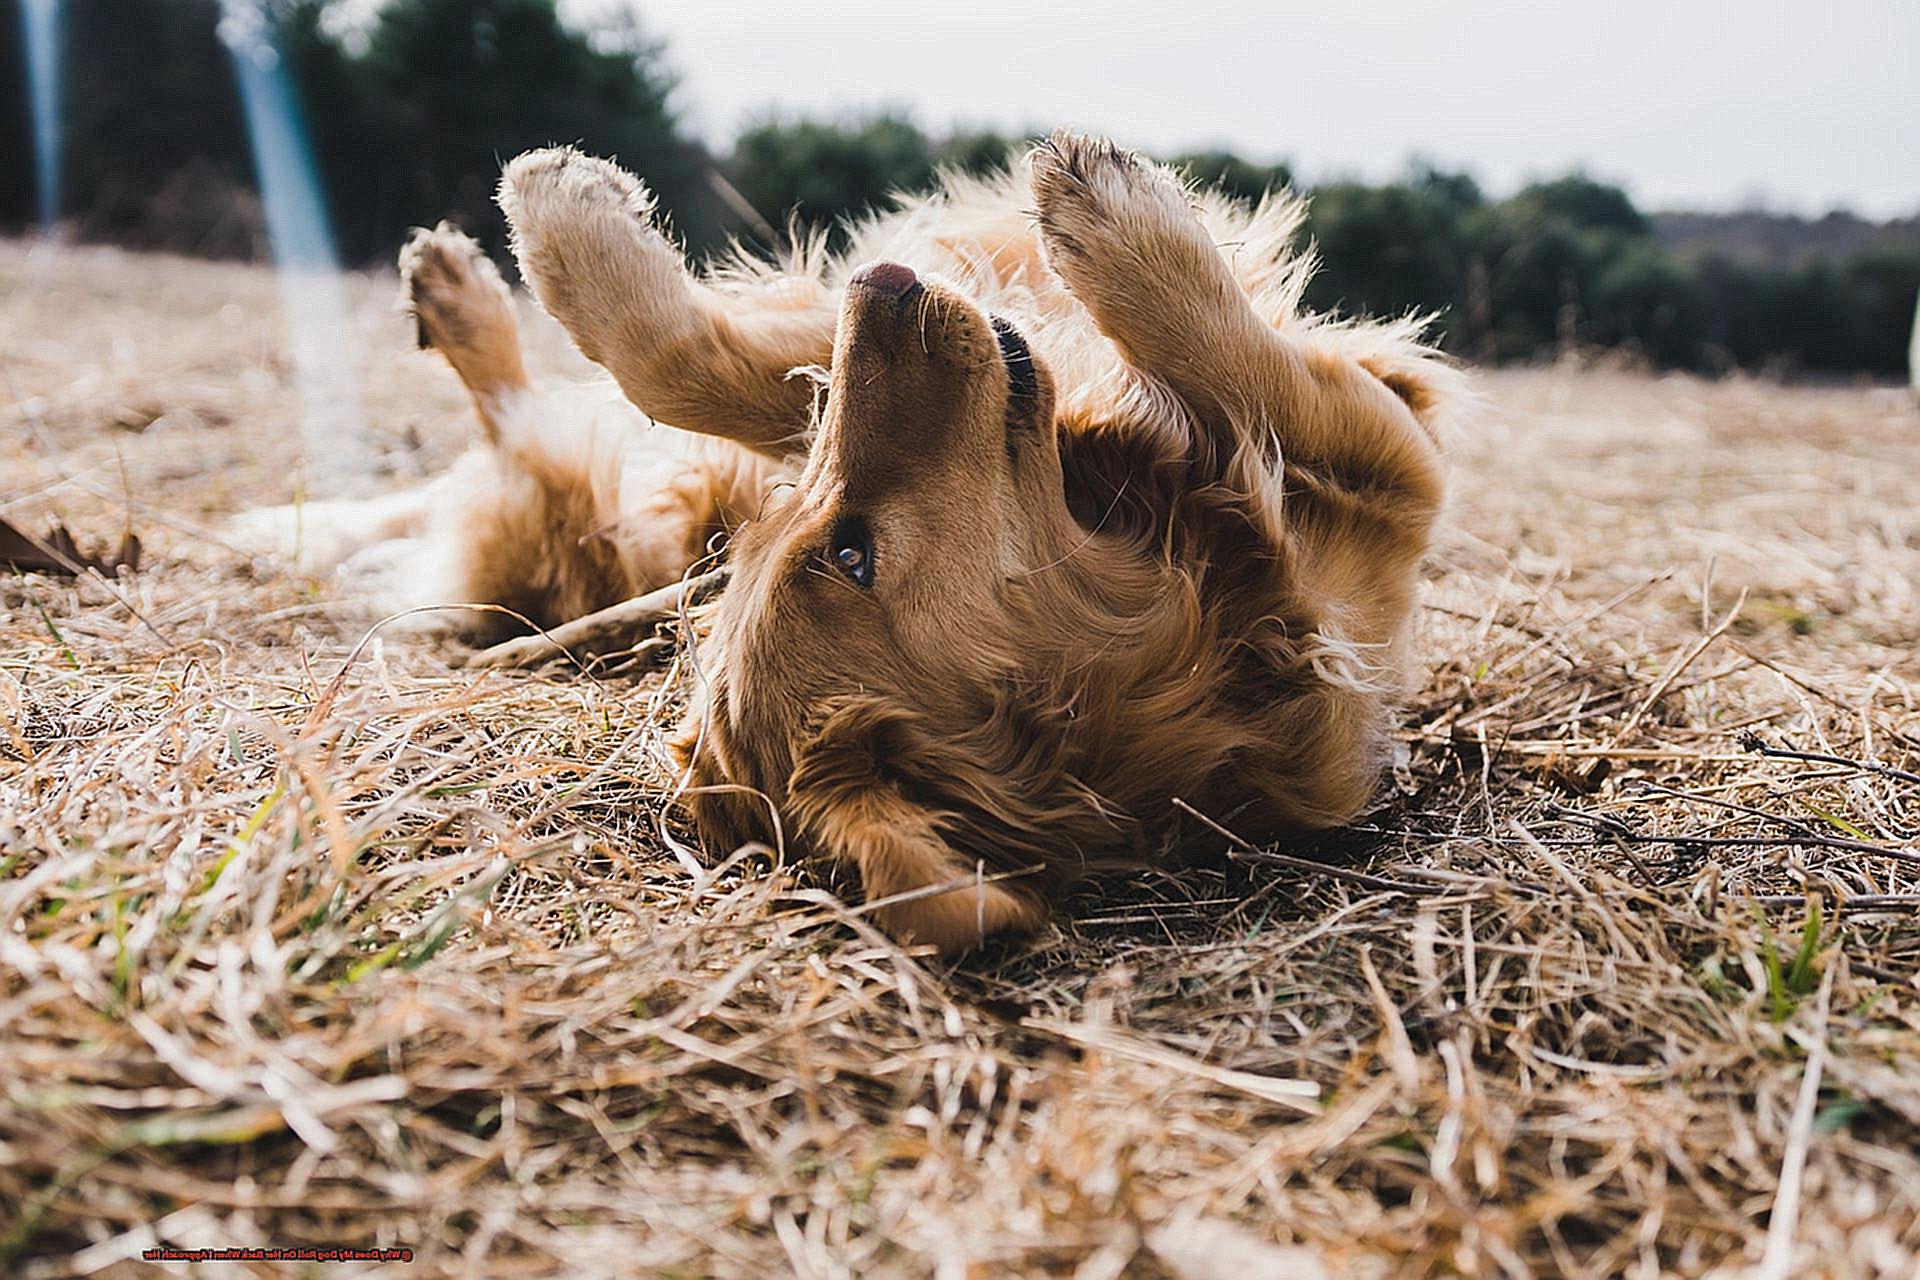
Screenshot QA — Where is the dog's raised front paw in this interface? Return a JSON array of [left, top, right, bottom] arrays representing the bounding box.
[[1030, 130, 1198, 278], [497, 147, 693, 368]]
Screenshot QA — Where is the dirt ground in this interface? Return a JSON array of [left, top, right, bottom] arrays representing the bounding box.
[[3, 237, 1919, 1278]]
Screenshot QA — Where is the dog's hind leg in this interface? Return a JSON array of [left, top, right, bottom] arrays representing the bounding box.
[[395, 222, 636, 631], [499, 148, 834, 459], [1030, 133, 1441, 509], [402, 220, 774, 637], [400, 222, 532, 443]]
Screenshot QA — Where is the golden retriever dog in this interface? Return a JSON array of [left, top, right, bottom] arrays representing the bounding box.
[[248, 132, 1458, 954]]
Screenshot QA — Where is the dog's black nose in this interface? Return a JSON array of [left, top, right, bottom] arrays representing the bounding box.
[[850, 260, 919, 298]]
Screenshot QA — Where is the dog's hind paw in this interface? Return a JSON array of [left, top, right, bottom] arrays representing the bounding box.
[[399, 222, 513, 353], [397, 222, 530, 425]]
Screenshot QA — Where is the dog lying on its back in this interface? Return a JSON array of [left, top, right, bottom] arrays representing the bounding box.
[[250, 133, 1458, 953]]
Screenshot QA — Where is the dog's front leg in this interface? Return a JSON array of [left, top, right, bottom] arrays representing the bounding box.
[[1031, 132, 1443, 513], [499, 148, 834, 458], [1030, 132, 1285, 431]]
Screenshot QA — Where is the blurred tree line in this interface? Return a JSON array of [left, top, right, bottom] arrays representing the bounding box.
[[3, 0, 1915, 377]]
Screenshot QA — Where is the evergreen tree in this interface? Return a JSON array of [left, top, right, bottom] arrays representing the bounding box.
[[58, 0, 257, 254], [317, 0, 718, 263]]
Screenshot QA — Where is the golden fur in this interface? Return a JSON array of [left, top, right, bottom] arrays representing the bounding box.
[[242, 133, 1459, 954]]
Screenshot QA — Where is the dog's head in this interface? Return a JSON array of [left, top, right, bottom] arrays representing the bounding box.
[[673, 262, 1083, 952]]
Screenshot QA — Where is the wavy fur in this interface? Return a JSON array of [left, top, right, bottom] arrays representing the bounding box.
[[241, 134, 1460, 955]]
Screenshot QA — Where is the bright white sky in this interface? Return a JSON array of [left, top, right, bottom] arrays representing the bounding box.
[[564, 0, 1920, 219]]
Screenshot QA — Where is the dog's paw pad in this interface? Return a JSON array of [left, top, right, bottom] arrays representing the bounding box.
[[401, 223, 494, 293], [1034, 131, 1150, 205], [401, 223, 512, 350], [500, 146, 658, 241], [1031, 130, 1137, 188], [1031, 132, 1209, 292], [496, 148, 700, 370], [1032, 131, 1187, 247]]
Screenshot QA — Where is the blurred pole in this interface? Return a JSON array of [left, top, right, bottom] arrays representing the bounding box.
[[217, 0, 376, 486], [20, 0, 61, 233]]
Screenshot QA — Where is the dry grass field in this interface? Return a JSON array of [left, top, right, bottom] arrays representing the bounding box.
[[3, 237, 1919, 1279]]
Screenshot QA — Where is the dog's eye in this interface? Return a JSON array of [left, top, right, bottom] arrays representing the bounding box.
[[827, 516, 874, 588]]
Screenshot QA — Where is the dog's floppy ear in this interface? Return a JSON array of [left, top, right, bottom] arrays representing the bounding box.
[[808, 788, 1042, 954], [787, 701, 1044, 954]]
